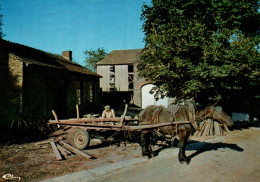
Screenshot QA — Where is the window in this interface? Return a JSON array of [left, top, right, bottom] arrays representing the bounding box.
[[110, 65, 115, 91], [128, 65, 134, 73], [128, 65, 134, 91]]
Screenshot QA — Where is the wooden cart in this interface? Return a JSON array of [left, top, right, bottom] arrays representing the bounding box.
[[49, 105, 191, 150]]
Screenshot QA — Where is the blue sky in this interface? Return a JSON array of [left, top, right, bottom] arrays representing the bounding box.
[[1, 0, 151, 66]]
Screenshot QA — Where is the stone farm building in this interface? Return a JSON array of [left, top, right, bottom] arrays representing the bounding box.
[[96, 49, 173, 109], [0, 39, 101, 127]]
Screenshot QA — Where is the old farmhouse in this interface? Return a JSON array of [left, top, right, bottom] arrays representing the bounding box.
[[96, 49, 172, 108], [0, 39, 101, 127]]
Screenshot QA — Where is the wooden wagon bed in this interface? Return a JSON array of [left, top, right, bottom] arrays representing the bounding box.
[[49, 104, 191, 131], [49, 118, 191, 131]]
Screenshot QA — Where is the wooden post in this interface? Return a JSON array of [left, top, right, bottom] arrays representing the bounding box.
[[59, 141, 92, 159], [52, 110, 59, 122], [49, 141, 62, 161], [76, 104, 80, 119], [119, 104, 128, 127]]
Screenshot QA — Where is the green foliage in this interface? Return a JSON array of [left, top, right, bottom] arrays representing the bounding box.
[[139, 0, 260, 104], [84, 48, 107, 72]]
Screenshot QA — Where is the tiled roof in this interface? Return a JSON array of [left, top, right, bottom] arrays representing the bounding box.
[[97, 49, 143, 65], [0, 39, 100, 77]]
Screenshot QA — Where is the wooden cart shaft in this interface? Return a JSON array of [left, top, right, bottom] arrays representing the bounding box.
[[50, 120, 191, 131], [49, 117, 137, 124]]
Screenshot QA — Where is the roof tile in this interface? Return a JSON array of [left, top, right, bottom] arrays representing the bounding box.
[[0, 39, 100, 77], [97, 49, 143, 65]]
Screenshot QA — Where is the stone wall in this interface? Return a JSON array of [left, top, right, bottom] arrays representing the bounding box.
[[0, 53, 23, 126], [8, 54, 23, 112], [133, 63, 148, 108], [0, 51, 101, 123]]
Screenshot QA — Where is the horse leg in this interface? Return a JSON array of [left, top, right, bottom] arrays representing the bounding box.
[[141, 131, 154, 158], [178, 124, 191, 164], [141, 131, 149, 157], [146, 132, 154, 158]]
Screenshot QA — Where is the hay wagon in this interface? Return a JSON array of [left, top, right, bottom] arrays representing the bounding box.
[[49, 105, 191, 150]]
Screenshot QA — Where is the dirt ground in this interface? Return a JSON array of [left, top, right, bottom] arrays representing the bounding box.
[[0, 124, 259, 182]]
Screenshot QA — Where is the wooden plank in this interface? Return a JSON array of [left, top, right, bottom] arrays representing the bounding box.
[[97, 65, 110, 92], [56, 144, 72, 155], [115, 65, 128, 91], [204, 119, 212, 136], [198, 120, 206, 137], [59, 141, 92, 159], [49, 141, 62, 161], [209, 119, 213, 136], [214, 122, 221, 135], [207, 119, 212, 136], [35, 140, 51, 146], [57, 146, 68, 156], [193, 130, 199, 137]]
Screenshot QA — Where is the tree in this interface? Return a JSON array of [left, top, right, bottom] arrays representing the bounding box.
[[84, 48, 107, 72], [0, 4, 4, 39], [139, 0, 260, 105]]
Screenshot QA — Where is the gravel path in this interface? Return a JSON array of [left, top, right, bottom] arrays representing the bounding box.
[[43, 127, 260, 182]]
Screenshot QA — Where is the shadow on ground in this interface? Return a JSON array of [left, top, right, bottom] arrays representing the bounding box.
[[152, 140, 244, 161], [186, 141, 244, 160]]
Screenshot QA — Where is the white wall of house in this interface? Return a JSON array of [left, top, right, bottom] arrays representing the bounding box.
[[141, 84, 172, 109]]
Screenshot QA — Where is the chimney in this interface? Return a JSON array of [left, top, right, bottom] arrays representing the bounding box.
[[62, 51, 72, 61]]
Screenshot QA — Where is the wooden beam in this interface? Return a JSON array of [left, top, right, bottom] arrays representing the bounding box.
[[52, 110, 59, 122], [119, 104, 128, 127], [49, 141, 62, 161], [56, 143, 72, 155], [76, 104, 80, 119], [59, 141, 92, 159]]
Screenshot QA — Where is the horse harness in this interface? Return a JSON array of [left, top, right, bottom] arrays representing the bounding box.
[[150, 105, 164, 124], [148, 100, 200, 136]]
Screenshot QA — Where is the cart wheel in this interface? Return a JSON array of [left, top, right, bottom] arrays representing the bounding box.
[[73, 130, 90, 150]]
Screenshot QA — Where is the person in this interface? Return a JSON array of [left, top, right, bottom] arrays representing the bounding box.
[[101, 105, 116, 118]]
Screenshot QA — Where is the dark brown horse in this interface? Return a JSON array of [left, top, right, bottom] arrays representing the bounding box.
[[139, 104, 233, 164]]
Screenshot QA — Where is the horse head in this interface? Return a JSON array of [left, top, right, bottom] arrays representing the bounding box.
[[212, 106, 234, 126]]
